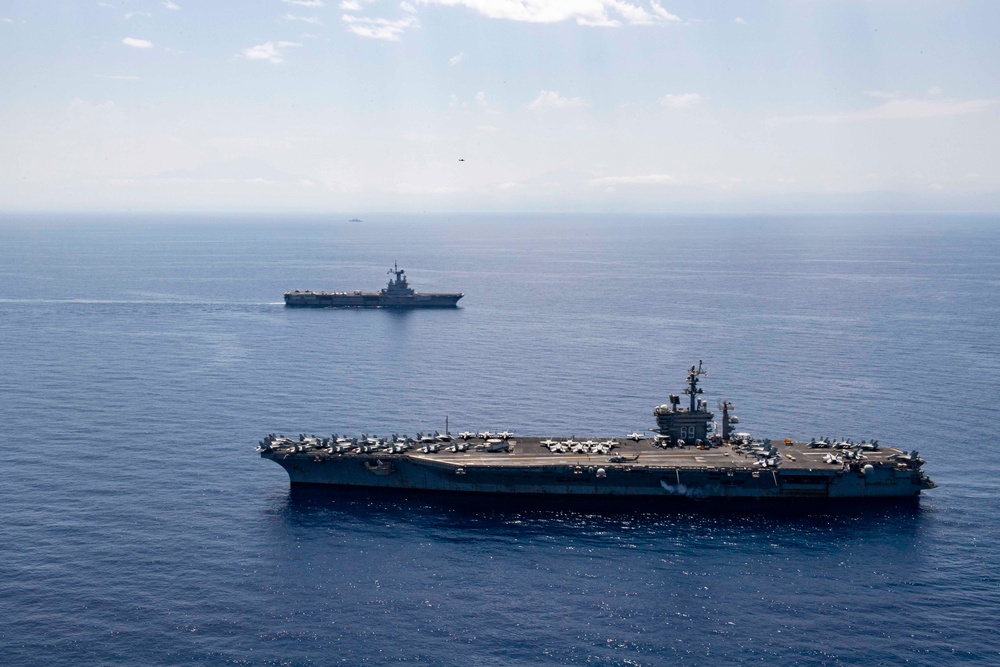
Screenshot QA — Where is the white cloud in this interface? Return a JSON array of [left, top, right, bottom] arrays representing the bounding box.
[[649, 2, 680, 22], [449, 50, 465, 66], [402, 132, 441, 142], [342, 14, 418, 40], [122, 37, 153, 48], [927, 86, 943, 96], [339, 0, 362, 9], [242, 41, 301, 63], [772, 97, 998, 124], [284, 13, 323, 24], [734, 17, 746, 25], [527, 90, 588, 109], [1, 17, 13, 23], [865, 90, 902, 99], [284, 0, 325, 6], [125, 11, 152, 20], [589, 174, 675, 186], [395, 183, 464, 195], [401, 2, 417, 13], [659, 92, 703, 109], [96, 2, 112, 8], [418, 0, 679, 26], [162, 1, 180, 10], [475, 91, 487, 107], [68, 98, 126, 125], [129, 177, 277, 186]]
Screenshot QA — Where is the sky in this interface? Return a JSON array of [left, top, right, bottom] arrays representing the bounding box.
[[2, 0, 999, 213]]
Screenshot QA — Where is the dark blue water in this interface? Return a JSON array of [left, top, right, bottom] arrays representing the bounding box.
[[1, 214, 998, 665]]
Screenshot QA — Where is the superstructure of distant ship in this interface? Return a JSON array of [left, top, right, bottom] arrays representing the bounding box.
[[258, 363, 935, 502], [284, 263, 464, 308]]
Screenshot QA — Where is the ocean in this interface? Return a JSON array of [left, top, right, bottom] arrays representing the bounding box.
[[0, 213, 998, 665]]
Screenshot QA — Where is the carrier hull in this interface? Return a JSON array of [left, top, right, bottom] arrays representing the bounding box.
[[259, 363, 935, 504], [284, 291, 463, 308], [285, 263, 463, 308], [261, 436, 933, 500]]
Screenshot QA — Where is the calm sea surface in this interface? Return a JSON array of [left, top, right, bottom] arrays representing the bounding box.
[[1, 213, 998, 665]]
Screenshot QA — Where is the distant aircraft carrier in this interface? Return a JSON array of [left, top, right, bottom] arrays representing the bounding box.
[[284, 263, 463, 308], [259, 363, 935, 502]]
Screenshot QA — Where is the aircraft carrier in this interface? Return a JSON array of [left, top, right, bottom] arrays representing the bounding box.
[[284, 263, 463, 308], [258, 363, 936, 501]]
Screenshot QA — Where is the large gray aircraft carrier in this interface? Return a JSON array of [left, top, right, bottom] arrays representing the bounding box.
[[285, 263, 463, 308], [259, 363, 935, 501]]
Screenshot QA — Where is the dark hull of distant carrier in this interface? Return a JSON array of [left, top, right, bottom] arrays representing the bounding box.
[[285, 263, 463, 308], [284, 291, 463, 308], [258, 364, 935, 504]]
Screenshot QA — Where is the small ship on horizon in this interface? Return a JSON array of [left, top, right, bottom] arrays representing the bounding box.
[[285, 263, 464, 308], [258, 363, 936, 503]]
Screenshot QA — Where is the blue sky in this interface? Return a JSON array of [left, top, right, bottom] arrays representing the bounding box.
[[2, 0, 998, 212]]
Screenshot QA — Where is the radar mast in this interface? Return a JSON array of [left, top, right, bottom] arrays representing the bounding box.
[[684, 360, 707, 412]]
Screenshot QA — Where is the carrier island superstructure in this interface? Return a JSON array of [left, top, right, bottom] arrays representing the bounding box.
[[285, 263, 463, 308], [258, 363, 935, 501]]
